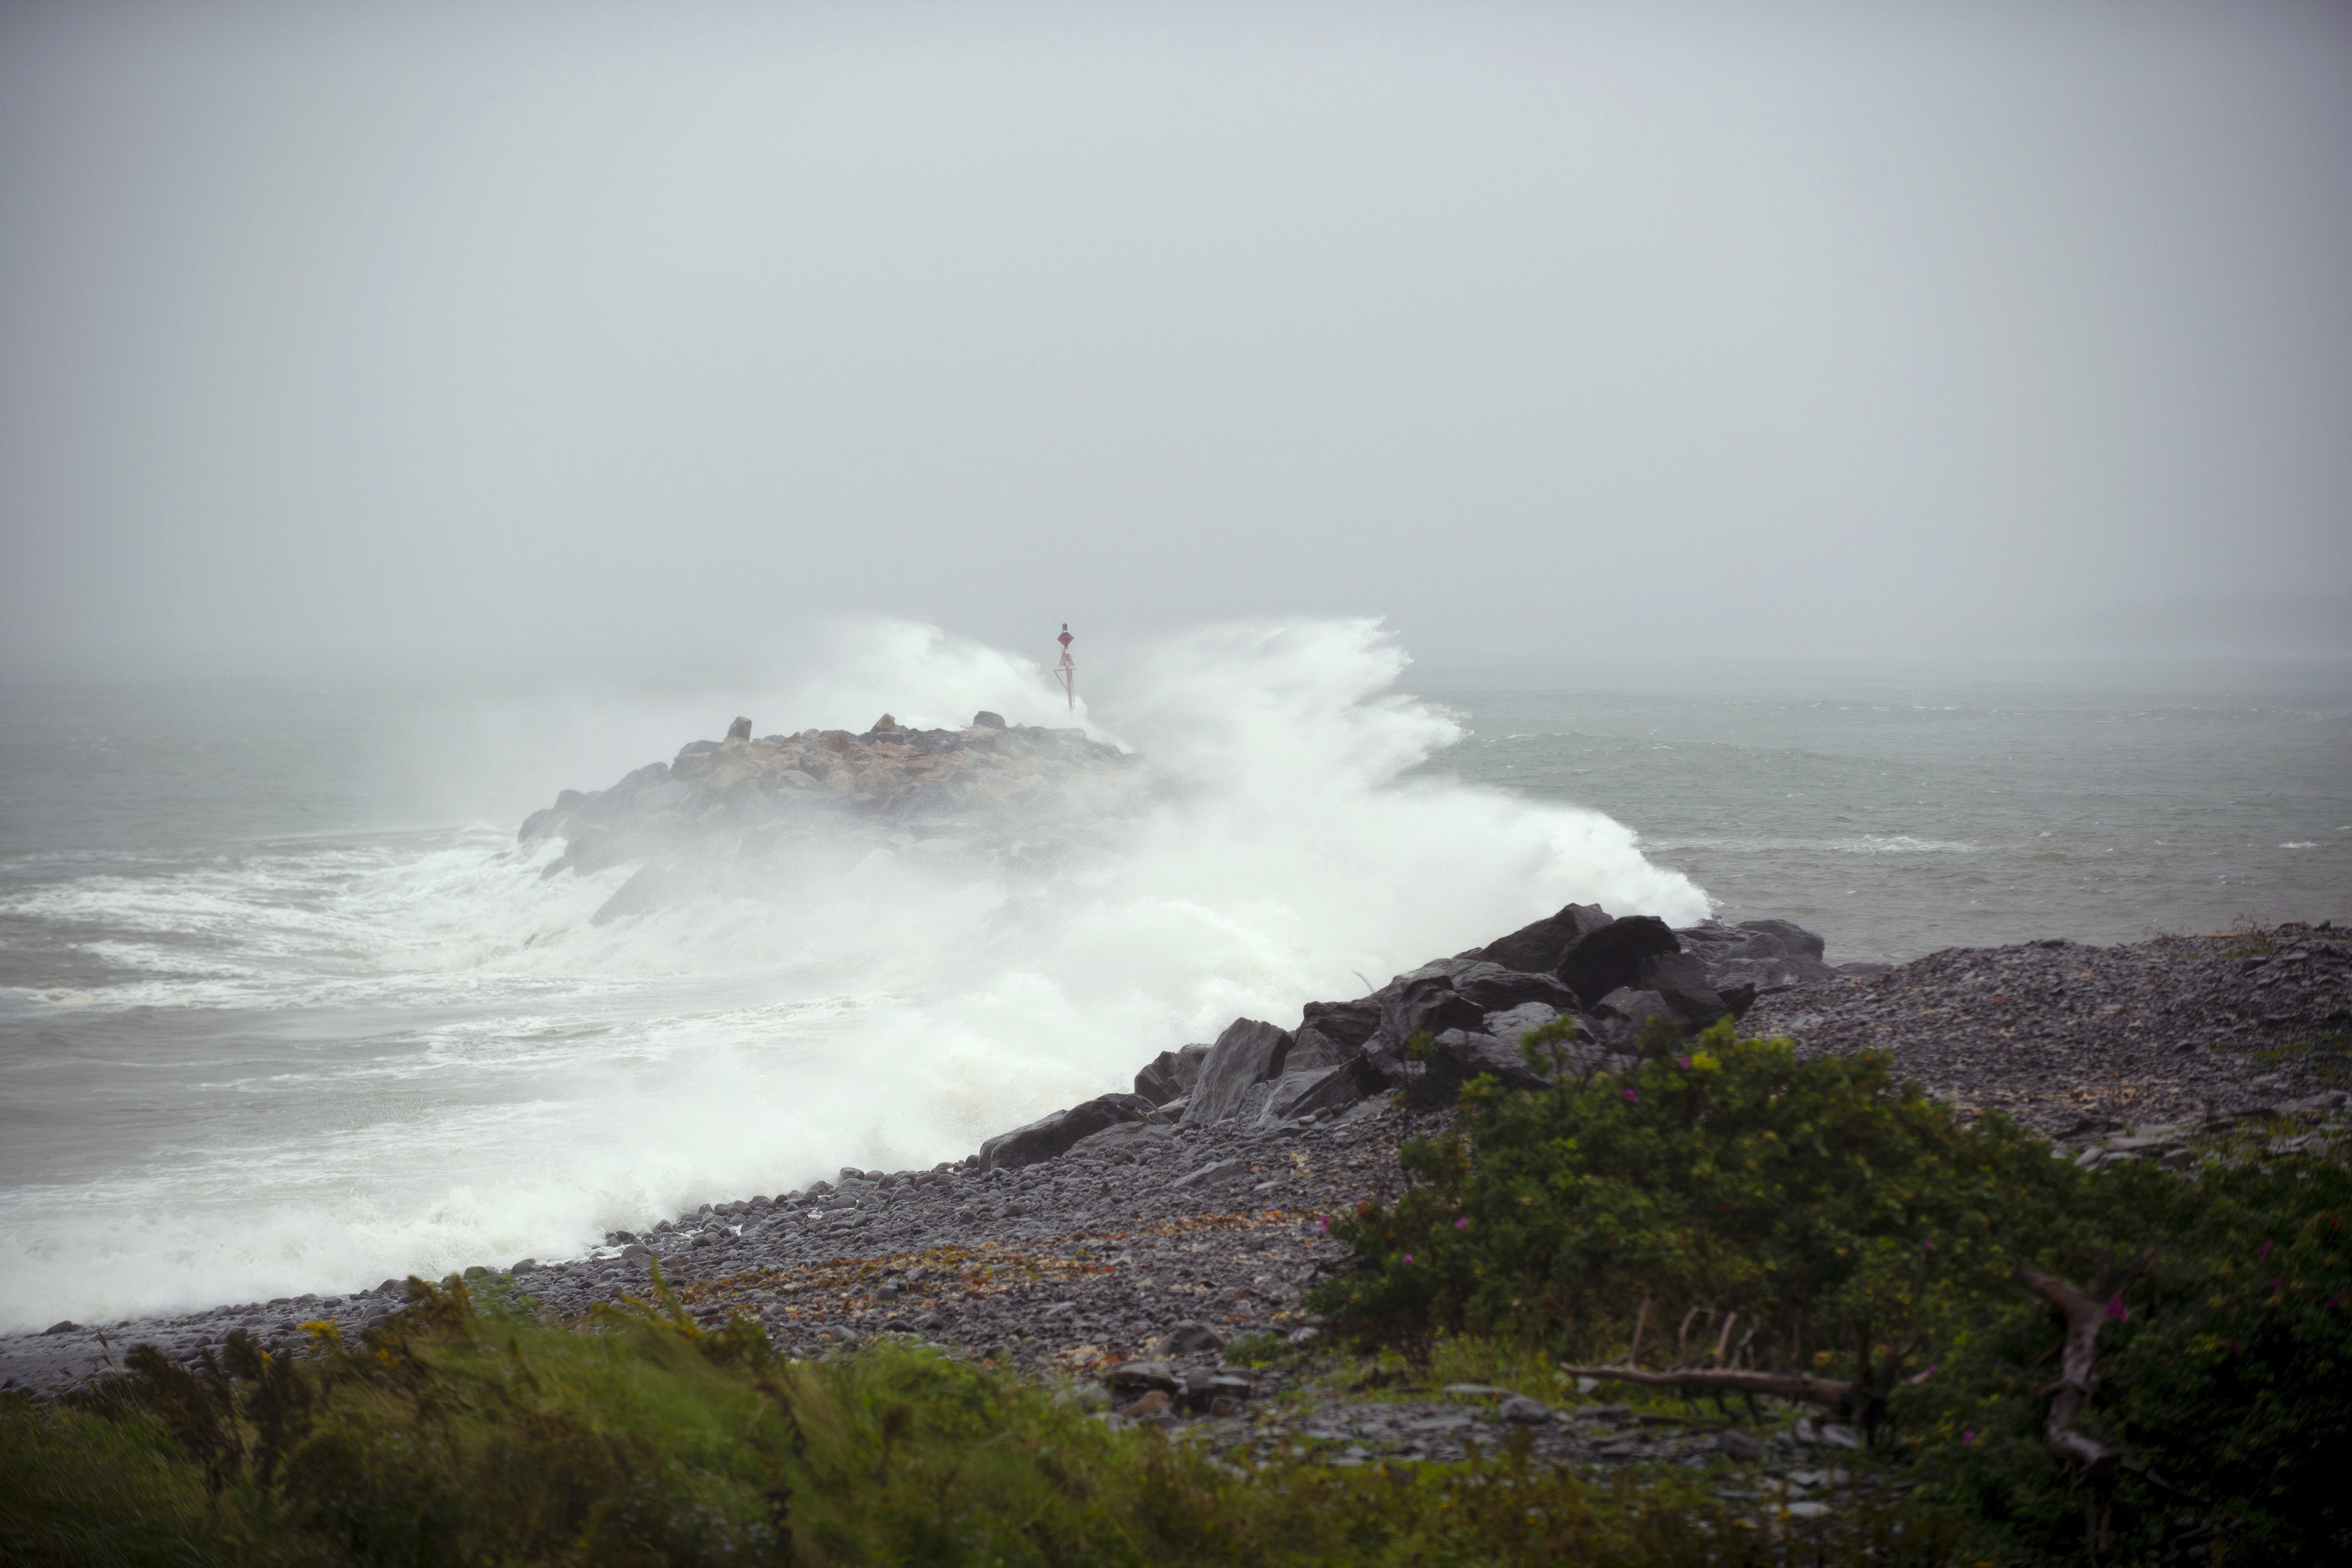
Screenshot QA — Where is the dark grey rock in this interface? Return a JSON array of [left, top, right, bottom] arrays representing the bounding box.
[[1639, 950, 1730, 1028], [1134, 1044, 1210, 1105], [1273, 1056, 1385, 1120], [1478, 902, 1613, 975], [1555, 916, 1681, 1009], [1737, 918, 1825, 959], [1106, 1359, 1179, 1394], [979, 1093, 1156, 1173], [972, 710, 1007, 729], [1183, 1018, 1295, 1125], [1163, 1320, 1225, 1353], [1289, 997, 1383, 1071], [1499, 1395, 1552, 1425], [726, 716, 753, 742]]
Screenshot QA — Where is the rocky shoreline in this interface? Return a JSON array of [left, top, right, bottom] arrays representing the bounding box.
[[6, 898, 2344, 1406], [520, 710, 1145, 922]]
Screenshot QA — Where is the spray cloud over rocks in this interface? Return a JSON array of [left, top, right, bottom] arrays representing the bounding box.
[[0, 619, 1706, 1331]]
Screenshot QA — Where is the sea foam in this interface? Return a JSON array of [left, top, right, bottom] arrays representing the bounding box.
[[0, 618, 1705, 1330]]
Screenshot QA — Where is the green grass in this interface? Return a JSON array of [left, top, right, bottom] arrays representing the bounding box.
[[2, 1272, 1965, 1568]]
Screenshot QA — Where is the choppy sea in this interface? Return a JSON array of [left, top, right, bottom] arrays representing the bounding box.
[[2, 624, 2346, 1330]]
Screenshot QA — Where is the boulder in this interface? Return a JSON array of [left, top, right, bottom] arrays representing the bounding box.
[[1555, 916, 1680, 1008], [1181, 1018, 1295, 1125], [726, 716, 753, 742], [1676, 920, 1839, 994], [978, 1092, 1156, 1172], [1477, 902, 1613, 974], [1595, 986, 1676, 1033], [1289, 996, 1381, 1071], [1637, 950, 1730, 1028], [1403, 1003, 1564, 1107], [1163, 1321, 1225, 1354], [1367, 960, 1578, 1076], [871, 713, 902, 733], [1134, 1044, 1210, 1105], [1106, 1359, 1180, 1395], [971, 710, 1007, 729], [1273, 1056, 1385, 1120], [1737, 917, 1826, 959]]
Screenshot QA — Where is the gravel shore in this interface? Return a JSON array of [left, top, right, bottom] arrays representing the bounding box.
[[6, 920, 2343, 1410]]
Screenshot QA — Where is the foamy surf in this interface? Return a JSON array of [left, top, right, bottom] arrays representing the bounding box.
[[0, 618, 1706, 1332]]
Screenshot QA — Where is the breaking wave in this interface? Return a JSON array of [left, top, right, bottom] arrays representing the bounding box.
[[0, 618, 1706, 1330]]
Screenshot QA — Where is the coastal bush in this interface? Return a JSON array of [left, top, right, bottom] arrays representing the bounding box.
[[1919, 1151, 2352, 1563], [1307, 1018, 2352, 1563], [1308, 1018, 2148, 1385], [2, 1269, 1961, 1567]]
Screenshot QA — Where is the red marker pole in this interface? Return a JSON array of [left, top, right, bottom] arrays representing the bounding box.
[[1054, 623, 1075, 713]]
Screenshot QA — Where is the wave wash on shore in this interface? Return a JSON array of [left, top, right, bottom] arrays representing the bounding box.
[[0, 618, 1707, 1331]]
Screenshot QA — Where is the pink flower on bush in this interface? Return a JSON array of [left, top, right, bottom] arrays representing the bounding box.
[[1316, 1216, 1329, 1236], [1960, 1429, 1976, 1446], [1403, 1254, 1414, 1265], [1923, 1240, 1936, 1253], [2104, 1294, 2129, 1322], [1620, 1088, 1639, 1104], [1676, 1056, 1692, 1069], [2259, 1240, 2274, 1259], [1454, 1218, 1469, 1230]]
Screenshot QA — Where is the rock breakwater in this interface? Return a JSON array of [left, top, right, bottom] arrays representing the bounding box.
[[520, 712, 1144, 921]]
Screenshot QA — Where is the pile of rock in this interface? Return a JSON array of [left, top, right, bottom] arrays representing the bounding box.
[[1043, 903, 1876, 1142], [517, 712, 1143, 922]]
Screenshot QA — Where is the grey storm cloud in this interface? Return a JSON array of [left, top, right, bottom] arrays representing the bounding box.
[[2, 0, 2348, 680]]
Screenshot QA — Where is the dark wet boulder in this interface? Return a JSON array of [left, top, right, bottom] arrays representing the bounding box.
[[1274, 1054, 1388, 1120], [1370, 960, 1578, 1063], [726, 716, 753, 742], [1639, 949, 1731, 1028], [972, 710, 1007, 729], [1477, 902, 1613, 975], [1134, 1044, 1210, 1105], [1404, 1027, 1550, 1109], [1289, 996, 1381, 1071], [1675, 918, 1837, 994], [1595, 986, 1676, 1031], [978, 1092, 1155, 1172], [1555, 916, 1680, 1008], [1182, 1018, 1295, 1125], [1737, 917, 1825, 959]]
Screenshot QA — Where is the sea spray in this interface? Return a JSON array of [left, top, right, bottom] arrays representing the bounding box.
[[0, 618, 1704, 1330]]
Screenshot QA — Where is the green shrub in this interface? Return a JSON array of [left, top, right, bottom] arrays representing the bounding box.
[[1308, 1017, 2352, 1563], [1922, 1153, 2352, 1564], [1310, 1020, 2151, 1387]]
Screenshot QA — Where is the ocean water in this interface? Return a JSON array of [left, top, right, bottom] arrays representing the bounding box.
[[1, 622, 2346, 1331]]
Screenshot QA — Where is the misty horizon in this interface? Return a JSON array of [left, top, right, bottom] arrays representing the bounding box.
[[3, 1, 2349, 681]]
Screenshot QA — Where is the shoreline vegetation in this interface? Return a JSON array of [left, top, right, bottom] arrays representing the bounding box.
[[6, 1007, 2345, 1563], [5, 716, 2348, 1563]]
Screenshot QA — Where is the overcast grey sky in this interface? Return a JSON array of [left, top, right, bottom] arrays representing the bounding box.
[[2, 0, 2348, 681]]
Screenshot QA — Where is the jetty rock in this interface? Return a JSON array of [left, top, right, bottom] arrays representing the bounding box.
[[517, 713, 1144, 922]]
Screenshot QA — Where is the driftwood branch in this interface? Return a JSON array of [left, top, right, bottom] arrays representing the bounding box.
[[1559, 1363, 1856, 1409], [1559, 1356, 1941, 1414], [2013, 1251, 2153, 1473]]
